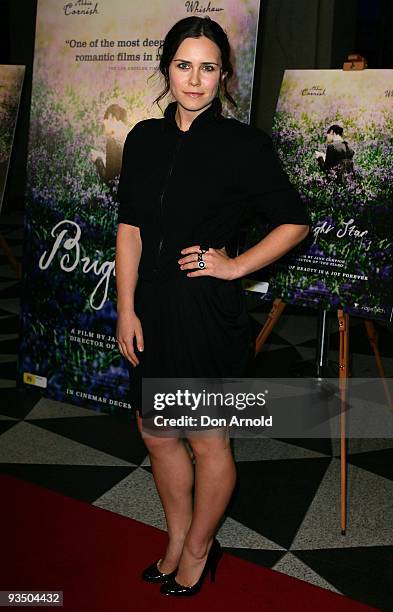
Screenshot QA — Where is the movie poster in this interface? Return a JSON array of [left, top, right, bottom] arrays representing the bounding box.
[[19, 0, 261, 411], [0, 65, 25, 212], [249, 70, 393, 322]]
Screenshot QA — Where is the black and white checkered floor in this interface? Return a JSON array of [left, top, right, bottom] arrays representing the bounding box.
[[1, 211, 392, 611]]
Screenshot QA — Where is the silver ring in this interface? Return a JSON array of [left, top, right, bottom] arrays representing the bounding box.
[[197, 251, 206, 269]]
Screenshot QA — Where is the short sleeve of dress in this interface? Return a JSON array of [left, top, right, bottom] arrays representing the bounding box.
[[116, 126, 140, 227], [242, 129, 309, 228]]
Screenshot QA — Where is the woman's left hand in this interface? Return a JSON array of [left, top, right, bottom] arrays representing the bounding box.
[[178, 246, 239, 280]]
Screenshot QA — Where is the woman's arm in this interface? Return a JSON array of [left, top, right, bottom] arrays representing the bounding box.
[[179, 223, 309, 280], [231, 223, 309, 278], [115, 223, 144, 366], [180, 128, 309, 279]]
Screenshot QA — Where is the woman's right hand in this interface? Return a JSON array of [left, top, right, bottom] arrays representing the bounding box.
[[116, 310, 144, 367]]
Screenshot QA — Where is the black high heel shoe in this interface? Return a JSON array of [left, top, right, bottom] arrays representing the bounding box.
[[160, 538, 222, 596], [141, 558, 178, 583]]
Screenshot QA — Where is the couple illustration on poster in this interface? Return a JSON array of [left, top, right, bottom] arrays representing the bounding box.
[[90, 103, 128, 184], [315, 124, 355, 184]]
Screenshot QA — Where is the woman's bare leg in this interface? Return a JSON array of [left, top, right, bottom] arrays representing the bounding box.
[[136, 412, 194, 573], [174, 429, 236, 586]]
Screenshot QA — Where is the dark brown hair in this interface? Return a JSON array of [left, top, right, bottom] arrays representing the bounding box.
[[104, 104, 127, 123], [154, 16, 236, 108], [327, 124, 344, 136]]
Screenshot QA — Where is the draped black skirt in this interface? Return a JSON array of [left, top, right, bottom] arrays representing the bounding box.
[[125, 274, 253, 418]]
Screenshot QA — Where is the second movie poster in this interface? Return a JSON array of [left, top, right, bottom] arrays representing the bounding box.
[[251, 69, 393, 322]]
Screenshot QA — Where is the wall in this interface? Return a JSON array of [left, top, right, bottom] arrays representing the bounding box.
[[252, 0, 357, 132]]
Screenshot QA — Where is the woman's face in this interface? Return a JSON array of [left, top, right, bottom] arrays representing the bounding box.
[[168, 35, 224, 114]]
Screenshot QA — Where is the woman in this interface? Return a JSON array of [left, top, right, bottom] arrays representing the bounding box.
[[116, 16, 309, 597]]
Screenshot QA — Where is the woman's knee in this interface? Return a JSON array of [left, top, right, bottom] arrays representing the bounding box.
[[188, 432, 232, 460]]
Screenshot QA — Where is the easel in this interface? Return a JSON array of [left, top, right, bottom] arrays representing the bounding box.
[[255, 55, 393, 535], [256, 301, 391, 534]]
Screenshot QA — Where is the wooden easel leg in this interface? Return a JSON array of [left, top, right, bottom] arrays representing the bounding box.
[[338, 309, 349, 535], [0, 232, 21, 279], [363, 320, 393, 411], [255, 298, 286, 356]]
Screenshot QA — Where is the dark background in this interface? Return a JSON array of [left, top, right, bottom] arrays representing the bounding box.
[[0, 0, 392, 214]]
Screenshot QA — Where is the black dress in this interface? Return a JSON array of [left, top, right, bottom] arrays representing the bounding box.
[[117, 97, 308, 412]]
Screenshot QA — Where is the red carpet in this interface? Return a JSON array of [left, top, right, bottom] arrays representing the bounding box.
[[0, 473, 379, 611]]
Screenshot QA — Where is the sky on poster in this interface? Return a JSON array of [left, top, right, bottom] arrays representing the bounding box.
[[277, 69, 393, 135]]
